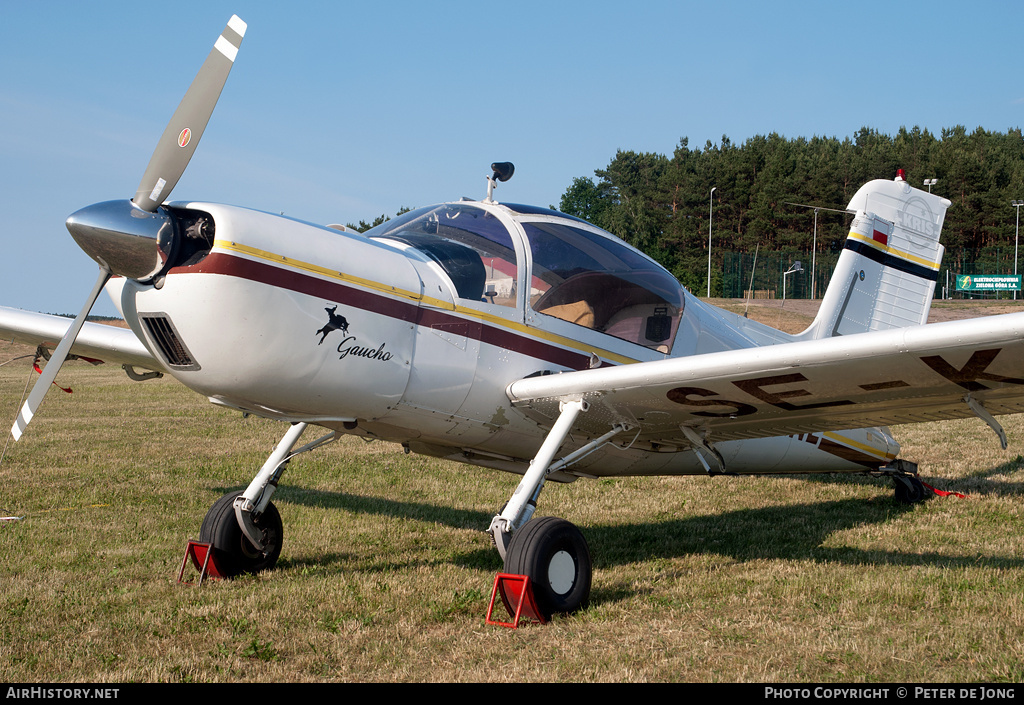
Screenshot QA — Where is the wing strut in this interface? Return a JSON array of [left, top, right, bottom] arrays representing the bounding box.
[[679, 425, 727, 475], [488, 400, 627, 559], [964, 394, 1008, 450]]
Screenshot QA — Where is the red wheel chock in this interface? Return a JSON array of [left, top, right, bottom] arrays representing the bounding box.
[[486, 573, 546, 628], [176, 540, 225, 585]]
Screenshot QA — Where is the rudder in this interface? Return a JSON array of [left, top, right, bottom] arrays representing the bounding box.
[[800, 173, 950, 340]]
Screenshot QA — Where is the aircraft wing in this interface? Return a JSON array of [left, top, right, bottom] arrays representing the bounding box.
[[506, 312, 1024, 447], [0, 306, 163, 372]]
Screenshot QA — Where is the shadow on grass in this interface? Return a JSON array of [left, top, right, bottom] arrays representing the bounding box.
[[209, 483, 494, 529], [206, 482, 1023, 588], [587, 497, 1023, 570], [584, 495, 1024, 610], [206, 483, 501, 573], [795, 462, 1024, 496], [960, 455, 1024, 491]]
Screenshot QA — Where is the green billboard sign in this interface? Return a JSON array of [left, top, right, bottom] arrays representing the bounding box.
[[956, 274, 1022, 291]]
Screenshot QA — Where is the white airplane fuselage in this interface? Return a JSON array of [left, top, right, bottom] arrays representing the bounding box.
[[109, 199, 897, 481]]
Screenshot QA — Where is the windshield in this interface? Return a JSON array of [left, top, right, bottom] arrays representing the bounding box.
[[523, 220, 684, 351], [366, 204, 518, 307], [365, 204, 685, 351]]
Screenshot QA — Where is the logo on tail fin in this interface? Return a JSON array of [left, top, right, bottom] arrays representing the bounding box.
[[899, 196, 938, 243]]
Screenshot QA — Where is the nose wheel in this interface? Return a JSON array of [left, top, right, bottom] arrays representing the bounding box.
[[502, 516, 592, 620], [199, 491, 283, 576]]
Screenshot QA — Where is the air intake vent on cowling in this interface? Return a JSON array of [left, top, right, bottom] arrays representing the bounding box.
[[140, 314, 200, 371]]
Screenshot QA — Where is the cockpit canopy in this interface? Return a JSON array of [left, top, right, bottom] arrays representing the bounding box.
[[366, 202, 684, 352]]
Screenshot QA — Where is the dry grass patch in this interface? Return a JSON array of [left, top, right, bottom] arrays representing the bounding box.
[[2, 309, 1024, 682]]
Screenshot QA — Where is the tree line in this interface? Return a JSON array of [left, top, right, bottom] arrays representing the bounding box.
[[557, 126, 1024, 296]]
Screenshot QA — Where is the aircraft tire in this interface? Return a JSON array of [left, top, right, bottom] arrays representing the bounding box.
[[503, 516, 591, 619], [199, 491, 283, 576], [893, 475, 930, 505]]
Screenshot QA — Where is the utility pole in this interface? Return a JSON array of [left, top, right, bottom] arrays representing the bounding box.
[[1012, 200, 1023, 300], [707, 186, 716, 298]]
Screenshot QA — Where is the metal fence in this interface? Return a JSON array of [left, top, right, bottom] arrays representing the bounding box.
[[719, 249, 1022, 300]]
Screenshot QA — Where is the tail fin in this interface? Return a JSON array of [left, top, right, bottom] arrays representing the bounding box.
[[800, 174, 950, 340]]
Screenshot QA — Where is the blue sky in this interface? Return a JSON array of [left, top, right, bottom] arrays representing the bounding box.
[[2, 0, 1023, 316]]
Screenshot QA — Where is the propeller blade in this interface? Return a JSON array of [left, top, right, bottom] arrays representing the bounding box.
[[133, 15, 246, 212], [10, 268, 112, 441]]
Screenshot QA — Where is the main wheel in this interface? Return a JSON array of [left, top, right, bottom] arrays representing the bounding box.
[[894, 475, 930, 504], [199, 492, 283, 577], [503, 516, 592, 620]]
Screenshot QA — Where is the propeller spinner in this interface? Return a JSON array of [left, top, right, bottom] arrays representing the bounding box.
[[11, 15, 246, 441]]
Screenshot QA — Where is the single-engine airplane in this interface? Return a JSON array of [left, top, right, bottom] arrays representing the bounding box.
[[4, 15, 1024, 619]]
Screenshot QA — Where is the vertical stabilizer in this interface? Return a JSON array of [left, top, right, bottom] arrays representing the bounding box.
[[799, 174, 950, 340]]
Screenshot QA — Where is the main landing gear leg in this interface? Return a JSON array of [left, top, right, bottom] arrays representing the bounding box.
[[487, 400, 624, 619], [199, 421, 337, 576]]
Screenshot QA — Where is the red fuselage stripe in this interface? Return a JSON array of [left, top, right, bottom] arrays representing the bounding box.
[[177, 252, 594, 370]]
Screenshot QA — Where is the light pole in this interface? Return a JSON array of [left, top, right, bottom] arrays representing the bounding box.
[[785, 201, 849, 299], [924, 178, 938, 193], [782, 261, 802, 308], [707, 186, 716, 298], [811, 208, 818, 300], [1013, 200, 1023, 300]]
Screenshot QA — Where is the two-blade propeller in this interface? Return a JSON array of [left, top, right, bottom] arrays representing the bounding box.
[[134, 14, 247, 213], [11, 15, 246, 441]]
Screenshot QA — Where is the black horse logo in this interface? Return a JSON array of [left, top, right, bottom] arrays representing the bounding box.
[[316, 305, 349, 345]]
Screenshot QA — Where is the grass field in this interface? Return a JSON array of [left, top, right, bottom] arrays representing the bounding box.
[[1, 302, 1022, 683]]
